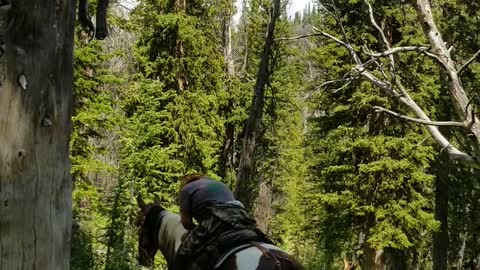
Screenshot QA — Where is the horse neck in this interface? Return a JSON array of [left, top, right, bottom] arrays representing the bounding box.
[[157, 211, 187, 264]]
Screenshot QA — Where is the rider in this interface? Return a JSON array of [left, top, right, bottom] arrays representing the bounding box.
[[172, 174, 272, 270]]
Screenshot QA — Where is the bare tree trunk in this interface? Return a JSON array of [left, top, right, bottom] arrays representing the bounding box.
[[361, 215, 386, 270], [223, 4, 235, 77], [175, 0, 186, 93], [234, 0, 281, 211], [384, 248, 407, 270], [220, 0, 236, 179], [362, 246, 385, 270], [433, 153, 449, 270], [0, 0, 74, 268], [239, 0, 249, 75]]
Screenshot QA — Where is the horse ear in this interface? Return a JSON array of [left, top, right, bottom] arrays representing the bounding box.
[[154, 194, 161, 204], [137, 194, 147, 210]]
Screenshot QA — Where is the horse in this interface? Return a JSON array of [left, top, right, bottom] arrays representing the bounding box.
[[135, 195, 305, 270]]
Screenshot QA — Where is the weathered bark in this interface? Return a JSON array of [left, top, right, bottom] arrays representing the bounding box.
[[411, 0, 480, 164], [433, 154, 449, 270], [309, 0, 480, 167], [0, 0, 74, 268], [234, 0, 280, 211]]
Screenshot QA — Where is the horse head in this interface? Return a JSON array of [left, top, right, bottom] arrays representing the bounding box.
[[135, 194, 165, 267]]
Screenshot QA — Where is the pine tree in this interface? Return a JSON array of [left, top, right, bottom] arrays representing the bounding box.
[[123, 0, 228, 201], [70, 34, 123, 269], [304, 1, 442, 268]]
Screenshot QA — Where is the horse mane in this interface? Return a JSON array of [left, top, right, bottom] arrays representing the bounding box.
[[157, 210, 187, 265]]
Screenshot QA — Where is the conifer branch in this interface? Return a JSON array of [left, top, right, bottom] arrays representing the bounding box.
[[459, 48, 480, 74], [373, 106, 466, 127]]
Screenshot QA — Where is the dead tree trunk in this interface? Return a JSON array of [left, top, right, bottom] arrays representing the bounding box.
[[0, 0, 74, 268], [234, 0, 280, 211]]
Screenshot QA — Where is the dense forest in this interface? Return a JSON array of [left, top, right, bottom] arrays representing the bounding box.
[[68, 0, 480, 269]]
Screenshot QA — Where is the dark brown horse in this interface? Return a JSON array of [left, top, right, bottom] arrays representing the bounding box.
[[135, 195, 305, 270]]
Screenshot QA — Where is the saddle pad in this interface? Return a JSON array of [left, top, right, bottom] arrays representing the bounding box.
[[213, 243, 254, 269]]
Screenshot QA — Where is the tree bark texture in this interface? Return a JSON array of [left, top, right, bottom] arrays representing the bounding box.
[[412, 0, 480, 162], [0, 0, 74, 268], [234, 0, 280, 211]]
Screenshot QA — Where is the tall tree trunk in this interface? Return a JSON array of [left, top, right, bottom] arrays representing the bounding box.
[[433, 153, 449, 270], [234, 0, 280, 211], [362, 246, 384, 270], [362, 215, 385, 270], [175, 0, 186, 93], [0, 0, 74, 268], [220, 0, 236, 179], [239, 0, 249, 75], [384, 248, 407, 270]]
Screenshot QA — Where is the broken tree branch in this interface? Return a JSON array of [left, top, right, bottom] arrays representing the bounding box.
[[458, 48, 480, 74], [374, 106, 466, 127], [365, 46, 430, 57], [312, 26, 480, 167], [364, 0, 396, 74], [275, 33, 324, 41], [412, 0, 480, 162]]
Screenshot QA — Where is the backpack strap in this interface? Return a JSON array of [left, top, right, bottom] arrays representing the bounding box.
[[213, 243, 254, 269]]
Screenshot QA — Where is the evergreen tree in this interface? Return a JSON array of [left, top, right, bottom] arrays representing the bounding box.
[[70, 35, 122, 269], [124, 0, 228, 200], [304, 1, 441, 268]]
